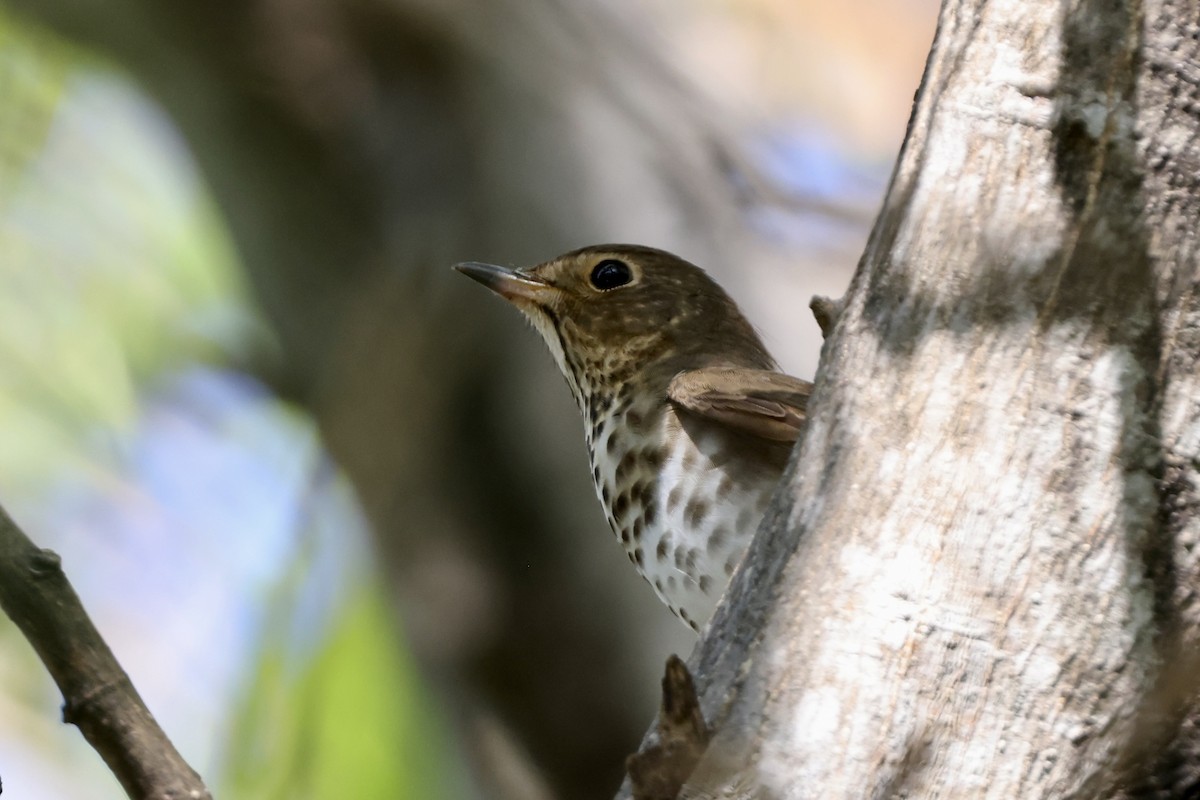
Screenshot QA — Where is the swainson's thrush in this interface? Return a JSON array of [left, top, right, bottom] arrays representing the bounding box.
[[455, 245, 811, 631]]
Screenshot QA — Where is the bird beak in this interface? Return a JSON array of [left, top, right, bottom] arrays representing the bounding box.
[[453, 262, 558, 305]]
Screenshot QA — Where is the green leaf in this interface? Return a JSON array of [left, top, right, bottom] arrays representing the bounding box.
[[222, 583, 460, 800]]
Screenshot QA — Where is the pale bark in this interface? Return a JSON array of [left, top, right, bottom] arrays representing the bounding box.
[[625, 0, 1200, 797]]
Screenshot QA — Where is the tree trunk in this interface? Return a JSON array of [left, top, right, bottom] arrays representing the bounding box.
[[629, 0, 1200, 796]]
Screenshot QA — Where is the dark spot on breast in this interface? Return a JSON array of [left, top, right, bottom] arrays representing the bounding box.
[[643, 501, 658, 528], [641, 446, 664, 471], [620, 526, 631, 544], [680, 608, 695, 629], [632, 515, 645, 540], [625, 410, 643, 429], [606, 432, 620, 455], [631, 479, 654, 507], [614, 493, 630, 521], [707, 525, 727, 554], [716, 474, 734, 498], [615, 452, 635, 486], [667, 486, 684, 512], [626, 550, 635, 564], [673, 546, 685, 570], [656, 538, 668, 561], [736, 505, 755, 532], [634, 547, 644, 567], [699, 575, 712, 593], [592, 465, 601, 484], [724, 558, 736, 577], [685, 548, 699, 573], [685, 497, 709, 529], [601, 483, 611, 505]]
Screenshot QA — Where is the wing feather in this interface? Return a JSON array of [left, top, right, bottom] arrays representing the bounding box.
[[667, 367, 811, 443]]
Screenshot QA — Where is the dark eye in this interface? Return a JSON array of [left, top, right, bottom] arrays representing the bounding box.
[[589, 259, 632, 291]]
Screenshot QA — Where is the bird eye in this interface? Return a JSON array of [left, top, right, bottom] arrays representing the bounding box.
[[589, 259, 633, 291]]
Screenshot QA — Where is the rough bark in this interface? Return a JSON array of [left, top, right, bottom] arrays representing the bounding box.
[[618, 0, 1200, 797]]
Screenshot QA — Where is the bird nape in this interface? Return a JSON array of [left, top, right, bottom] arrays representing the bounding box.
[[455, 245, 811, 632]]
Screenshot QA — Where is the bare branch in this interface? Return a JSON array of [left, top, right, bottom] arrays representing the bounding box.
[[0, 503, 211, 800]]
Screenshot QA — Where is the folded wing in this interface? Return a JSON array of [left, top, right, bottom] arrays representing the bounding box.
[[667, 367, 812, 444]]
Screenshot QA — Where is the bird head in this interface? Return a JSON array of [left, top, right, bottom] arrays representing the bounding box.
[[455, 244, 775, 404]]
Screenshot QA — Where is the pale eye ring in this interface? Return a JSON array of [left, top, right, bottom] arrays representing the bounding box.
[[589, 259, 632, 291]]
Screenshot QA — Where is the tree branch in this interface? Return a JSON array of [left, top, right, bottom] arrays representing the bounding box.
[[0, 503, 211, 799]]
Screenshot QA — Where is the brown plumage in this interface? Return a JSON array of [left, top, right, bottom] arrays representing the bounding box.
[[669, 367, 809, 443], [456, 244, 811, 630]]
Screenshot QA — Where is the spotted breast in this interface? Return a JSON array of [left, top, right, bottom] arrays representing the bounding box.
[[583, 369, 799, 630]]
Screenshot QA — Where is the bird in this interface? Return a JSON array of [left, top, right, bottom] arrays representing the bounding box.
[[454, 245, 811, 631]]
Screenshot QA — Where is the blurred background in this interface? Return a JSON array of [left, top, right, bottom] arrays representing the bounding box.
[[0, 1, 935, 797]]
